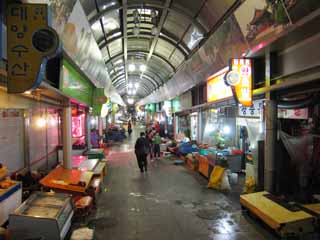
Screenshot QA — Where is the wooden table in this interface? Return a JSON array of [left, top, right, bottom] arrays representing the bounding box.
[[40, 166, 94, 194], [240, 191, 315, 236], [87, 148, 105, 159]]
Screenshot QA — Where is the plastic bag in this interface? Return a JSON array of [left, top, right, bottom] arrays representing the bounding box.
[[220, 171, 231, 191], [208, 166, 225, 189], [243, 176, 256, 194]]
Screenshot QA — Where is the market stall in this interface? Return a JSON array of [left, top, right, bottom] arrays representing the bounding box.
[[0, 165, 22, 225]]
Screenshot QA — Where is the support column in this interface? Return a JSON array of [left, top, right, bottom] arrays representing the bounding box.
[[23, 109, 31, 171], [62, 102, 72, 169], [264, 98, 277, 192], [264, 49, 277, 192], [86, 111, 91, 150], [98, 117, 103, 137]]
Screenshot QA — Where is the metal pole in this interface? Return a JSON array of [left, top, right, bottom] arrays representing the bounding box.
[[62, 101, 72, 169], [45, 108, 49, 170], [264, 49, 277, 193], [23, 109, 31, 171]]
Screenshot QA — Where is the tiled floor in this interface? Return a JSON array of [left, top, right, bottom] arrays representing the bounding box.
[[81, 127, 315, 240]]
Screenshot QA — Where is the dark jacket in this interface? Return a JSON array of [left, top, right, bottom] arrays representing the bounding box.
[[135, 137, 149, 155]]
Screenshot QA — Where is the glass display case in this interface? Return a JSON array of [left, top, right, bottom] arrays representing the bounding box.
[[9, 192, 74, 240]]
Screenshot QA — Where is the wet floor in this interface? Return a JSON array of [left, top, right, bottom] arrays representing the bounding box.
[[82, 126, 301, 240]]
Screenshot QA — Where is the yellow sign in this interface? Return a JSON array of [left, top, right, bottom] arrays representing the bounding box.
[[226, 59, 253, 107], [7, 4, 59, 93], [207, 68, 233, 103]]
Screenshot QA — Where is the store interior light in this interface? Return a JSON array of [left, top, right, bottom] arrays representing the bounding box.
[[128, 64, 136, 72], [90, 118, 96, 125], [50, 117, 57, 127], [127, 98, 134, 104], [37, 117, 46, 128], [134, 82, 139, 88], [223, 126, 231, 135], [24, 90, 32, 95], [128, 82, 133, 88]]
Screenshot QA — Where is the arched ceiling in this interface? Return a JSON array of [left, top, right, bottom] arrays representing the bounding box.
[[80, 0, 238, 103]]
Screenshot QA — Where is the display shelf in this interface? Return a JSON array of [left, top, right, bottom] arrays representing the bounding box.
[[10, 192, 74, 240]]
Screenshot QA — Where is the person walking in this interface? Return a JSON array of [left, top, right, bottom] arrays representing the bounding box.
[[135, 132, 149, 172], [128, 120, 132, 136], [153, 132, 161, 160]]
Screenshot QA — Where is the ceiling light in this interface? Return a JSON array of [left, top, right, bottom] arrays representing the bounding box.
[[133, 26, 140, 36], [24, 90, 32, 95], [151, 10, 157, 18], [128, 64, 136, 72], [128, 82, 133, 88], [127, 98, 134, 104], [139, 64, 146, 72], [134, 82, 139, 88], [128, 90, 133, 95], [151, 26, 158, 35]]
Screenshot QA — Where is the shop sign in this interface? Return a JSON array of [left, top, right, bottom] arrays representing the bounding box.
[[162, 100, 172, 117], [61, 59, 94, 106], [7, 4, 59, 93], [207, 67, 233, 103], [225, 58, 253, 107], [239, 100, 264, 117], [278, 108, 308, 119]]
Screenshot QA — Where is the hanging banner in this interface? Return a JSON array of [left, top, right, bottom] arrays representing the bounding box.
[[225, 58, 253, 107], [278, 108, 309, 120], [7, 4, 59, 93], [207, 67, 232, 103]]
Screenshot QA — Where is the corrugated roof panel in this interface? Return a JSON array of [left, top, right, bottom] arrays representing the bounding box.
[[163, 11, 190, 39]]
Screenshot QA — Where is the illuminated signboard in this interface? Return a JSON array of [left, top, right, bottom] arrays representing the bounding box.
[[207, 67, 233, 103], [225, 58, 253, 107]]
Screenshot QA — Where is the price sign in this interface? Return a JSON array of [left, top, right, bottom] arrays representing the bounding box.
[[7, 4, 59, 93]]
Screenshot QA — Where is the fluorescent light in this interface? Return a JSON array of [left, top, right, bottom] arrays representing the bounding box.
[[128, 64, 136, 72], [104, 21, 118, 30], [91, 21, 101, 31], [139, 64, 146, 72], [90, 119, 96, 125], [115, 59, 123, 65], [127, 98, 134, 104], [128, 82, 133, 88], [134, 82, 139, 88]]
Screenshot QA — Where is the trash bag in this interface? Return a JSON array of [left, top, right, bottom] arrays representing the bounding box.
[[221, 171, 231, 191], [208, 166, 225, 189], [243, 176, 256, 194]]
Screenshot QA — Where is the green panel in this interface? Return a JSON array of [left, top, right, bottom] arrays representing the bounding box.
[[60, 59, 94, 106], [172, 97, 181, 113], [146, 103, 155, 113], [92, 88, 107, 116]]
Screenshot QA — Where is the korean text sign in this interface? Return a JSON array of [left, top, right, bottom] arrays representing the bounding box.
[[207, 68, 233, 103], [227, 58, 253, 107], [7, 4, 48, 93]]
